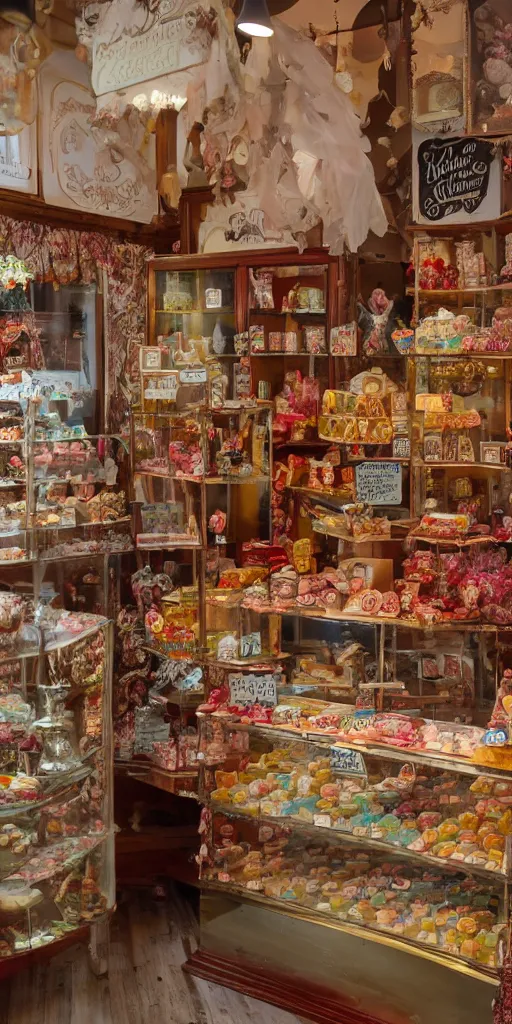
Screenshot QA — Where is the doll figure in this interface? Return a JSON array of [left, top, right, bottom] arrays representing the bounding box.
[[358, 288, 394, 356], [249, 269, 274, 310]]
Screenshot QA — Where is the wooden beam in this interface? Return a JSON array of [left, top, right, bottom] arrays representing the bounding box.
[[0, 190, 179, 248]]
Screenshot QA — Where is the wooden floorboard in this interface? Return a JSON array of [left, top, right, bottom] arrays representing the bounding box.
[[0, 887, 310, 1024]]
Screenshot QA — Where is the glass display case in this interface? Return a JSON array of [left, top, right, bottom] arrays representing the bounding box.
[[0, 275, 119, 975], [164, 236, 512, 1024], [0, 603, 114, 964]]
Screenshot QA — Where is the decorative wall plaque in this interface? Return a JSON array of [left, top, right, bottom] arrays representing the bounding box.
[[40, 51, 157, 224]]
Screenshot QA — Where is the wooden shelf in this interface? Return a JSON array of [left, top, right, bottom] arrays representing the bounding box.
[[249, 351, 329, 357], [416, 461, 509, 471], [406, 285, 512, 297], [249, 309, 326, 316], [219, 718, 512, 782], [408, 215, 512, 234], [114, 760, 199, 797], [155, 307, 235, 314], [244, 602, 497, 631], [410, 351, 512, 359]]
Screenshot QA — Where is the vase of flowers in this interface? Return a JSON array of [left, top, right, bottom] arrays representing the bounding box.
[[0, 256, 33, 310]]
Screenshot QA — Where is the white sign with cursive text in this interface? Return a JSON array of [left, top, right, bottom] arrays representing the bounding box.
[[92, 0, 212, 96]]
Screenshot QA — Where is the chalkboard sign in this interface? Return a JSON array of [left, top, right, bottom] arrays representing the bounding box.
[[418, 136, 494, 222], [330, 746, 367, 777], [355, 461, 402, 505]]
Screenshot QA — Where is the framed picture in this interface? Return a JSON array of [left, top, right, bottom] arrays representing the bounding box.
[[480, 442, 505, 464]]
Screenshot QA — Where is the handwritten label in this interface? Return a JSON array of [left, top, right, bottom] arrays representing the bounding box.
[[228, 672, 278, 707], [330, 746, 367, 777], [0, 159, 30, 181], [418, 136, 493, 222], [179, 367, 207, 384], [205, 288, 222, 308], [355, 461, 402, 505]]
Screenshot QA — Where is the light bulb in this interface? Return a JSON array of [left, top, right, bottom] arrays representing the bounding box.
[[236, 0, 273, 37]]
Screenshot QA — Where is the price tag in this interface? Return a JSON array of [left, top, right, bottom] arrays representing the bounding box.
[[355, 461, 402, 506], [330, 746, 367, 777], [314, 814, 331, 829], [228, 672, 278, 706]]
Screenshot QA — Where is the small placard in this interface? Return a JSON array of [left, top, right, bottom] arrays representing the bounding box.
[[228, 672, 278, 706], [330, 746, 367, 777], [179, 368, 207, 384], [355, 461, 402, 505], [239, 631, 262, 658], [205, 288, 222, 309], [392, 437, 410, 459], [144, 373, 178, 402], [141, 502, 184, 535]]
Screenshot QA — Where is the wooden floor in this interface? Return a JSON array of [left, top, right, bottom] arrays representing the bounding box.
[[1, 887, 310, 1024]]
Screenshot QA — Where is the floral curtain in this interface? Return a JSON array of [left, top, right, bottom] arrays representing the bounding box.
[[0, 215, 150, 430]]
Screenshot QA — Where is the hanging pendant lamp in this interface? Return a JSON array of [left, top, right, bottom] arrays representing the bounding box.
[[236, 0, 273, 38], [0, 0, 34, 30]]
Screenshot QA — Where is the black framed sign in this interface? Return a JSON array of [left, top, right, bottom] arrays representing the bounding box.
[[418, 135, 494, 221]]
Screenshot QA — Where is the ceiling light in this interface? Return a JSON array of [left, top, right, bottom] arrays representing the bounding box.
[[0, 0, 34, 30], [236, 0, 273, 38]]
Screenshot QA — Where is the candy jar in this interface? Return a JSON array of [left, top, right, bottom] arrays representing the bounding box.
[[35, 713, 82, 773], [36, 682, 71, 726]]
